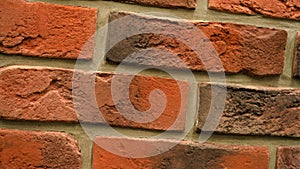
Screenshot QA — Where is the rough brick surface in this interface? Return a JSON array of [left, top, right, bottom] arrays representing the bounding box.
[[106, 12, 287, 76], [92, 137, 269, 169], [197, 83, 300, 137], [0, 129, 81, 169], [277, 146, 300, 169], [107, 0, 197, 9], [0, 66, 188, 131], [293, 33, 300, 77], [209, 0, 300, 21], [0, 0, 97, 59]]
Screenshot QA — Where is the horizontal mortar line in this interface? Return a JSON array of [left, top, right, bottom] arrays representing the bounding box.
[[0, 119, 172, 135], [197, 132, 300, 147], [1, 56, 299, 89], [100, 65, 300, 87], [0, 120, 83, 132], [1, 120, 300, 146], [199, 12, 300, 30], [0, 54, 79, 63], [1, 58, 300, 87], [205, 134, 300, 144]]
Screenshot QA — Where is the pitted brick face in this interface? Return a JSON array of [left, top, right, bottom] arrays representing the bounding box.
[[0, 129, 81, 169], [0, 66, 188, 131], [197, 83, 300, 137], [277, 146, 300, 169], [92, 137, 269, 169], [293, 33, 300, 77], [209, 0, 300, 21], [106, 11, 287, 76], [0, 0, 97, 59]]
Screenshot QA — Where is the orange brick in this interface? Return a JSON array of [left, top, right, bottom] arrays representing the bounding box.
[[0, 129, 81, 169], [92, 137, 269, 169], [0, 66, 188, 131], [0, 0, 97, 59]]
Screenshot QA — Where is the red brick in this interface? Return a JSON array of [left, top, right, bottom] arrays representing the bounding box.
[[0, 66, 188, 131], [277, 146, 300, 169], [209, 0, 300, 21], [0, 0, 97, 59], [293, 33, 300, 77], [0, 129, 81, 169], [106, 12, 287, 76], [107, 0, 197, 9], [197, 83, 300, 137], [92, 137, 269, 169]]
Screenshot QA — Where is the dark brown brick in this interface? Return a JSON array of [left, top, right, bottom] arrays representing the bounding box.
[[92, 137, 269, 169], [106, 0, 197, 9], [197, 83, 300, 137], [209, 0, 300, 21], [293, 33, 300, 78], [277, 146, 300, 169], [106, 11, 287, 76], [0, 0, 97, 59], [0, 66, 188, 131], [0, 129, 81, 169]]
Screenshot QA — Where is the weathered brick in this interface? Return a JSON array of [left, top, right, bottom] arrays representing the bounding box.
[[197, 83, 300, 137], [277, 146, 300, 169], [209, 0, 300, 21], [0, 0, 97, 59], [106, 0, 197, 9], [106, 12, 287, 76], [92, 137, 269, 169], [0, 66, 188, 131], [0, 129, 81, 169], [293, 33, 300, 77]]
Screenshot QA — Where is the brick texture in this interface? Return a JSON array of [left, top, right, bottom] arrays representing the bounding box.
[[293, 33, 300, 77], [106, 12, 287, 76], [92, 137, 269, 169], [0, 0, 97, 59], [107, 0, 197, 9], [0, 129, 81, 169], [209, 0, 300, 21], [197, 83, 300, 137], [277, 146, 300, 169], [0, 66, 188, 131]]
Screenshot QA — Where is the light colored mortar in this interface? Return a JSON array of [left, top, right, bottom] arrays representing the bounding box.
[[1, 0, 300, 169]]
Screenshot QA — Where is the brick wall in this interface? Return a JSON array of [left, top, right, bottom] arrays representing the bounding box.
[[0, 0, 300, 168]]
